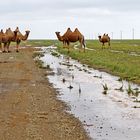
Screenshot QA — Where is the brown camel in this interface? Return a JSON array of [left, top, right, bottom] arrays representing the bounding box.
[[0, 29, 18, 52], [65, 28, 86, 52], [55, 28, 72, 47], [14, 27, 30, 52], [56, 28, 85, 52], [98, 34, 110, 49]]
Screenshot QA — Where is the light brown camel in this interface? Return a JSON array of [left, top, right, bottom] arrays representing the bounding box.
[[55, 28, 72, 47], [98, 34, 110, 49], [0, 29, 18, 52], [56, 28, 86, 52], [14, 27, 30, 52]]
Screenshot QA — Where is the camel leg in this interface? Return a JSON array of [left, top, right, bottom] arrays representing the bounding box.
[[66, 41, 70, 53], [0, 43, 2, 52], [7, 42, 11, 53], [3, 43, 7, 53], [16, 40, 21, 52], [80, 42, 82, 52], [108, 42, 111, 49], [82, 39, 86, 52], [102, 43, 104, 49]]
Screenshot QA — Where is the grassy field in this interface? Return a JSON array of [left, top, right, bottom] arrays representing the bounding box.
[[21, 39, 140, 85]]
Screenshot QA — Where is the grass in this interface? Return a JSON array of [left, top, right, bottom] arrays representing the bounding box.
[[21, 39, 140, 85]]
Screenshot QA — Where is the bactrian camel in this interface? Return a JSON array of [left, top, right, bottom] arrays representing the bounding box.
[[14, 27, 30, 52], [98, 34, 110, 49], [0, 29, 18, 52], [55, 28, 86, 52]]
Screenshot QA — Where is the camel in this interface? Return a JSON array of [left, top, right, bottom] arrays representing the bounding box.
[[98, 34, 110, 49], [56, 28, 86, 52], [65, 28, 86, 52], [5, 28, 19, 52], [0, 29, 18, 52], [14, 27, 30, 52], [55, 28, 72, 47]]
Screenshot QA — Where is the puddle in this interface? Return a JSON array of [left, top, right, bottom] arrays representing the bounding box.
[[39, 46, 140, 140]]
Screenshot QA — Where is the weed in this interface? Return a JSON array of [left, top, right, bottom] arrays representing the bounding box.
[[126, 84, 134, 96], [102, 83, 108, 95]]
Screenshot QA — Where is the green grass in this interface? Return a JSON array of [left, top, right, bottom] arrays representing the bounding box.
[[21, 39, 140, 85]]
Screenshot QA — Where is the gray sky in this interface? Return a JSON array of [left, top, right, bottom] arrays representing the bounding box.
[[1, 0, 140, 39]]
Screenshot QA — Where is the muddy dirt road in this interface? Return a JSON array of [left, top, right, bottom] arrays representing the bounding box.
[[0, 47, 89, 140]]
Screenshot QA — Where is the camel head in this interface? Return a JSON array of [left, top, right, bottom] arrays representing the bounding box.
[[25, 30, 30, 35], [55, 32, 60, 35], [55, 32, 64, 41]]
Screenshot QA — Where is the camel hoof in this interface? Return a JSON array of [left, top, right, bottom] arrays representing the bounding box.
[[8, 51, 11, 53], [16, 50, 19, 53], [2, 51, 6, 53]]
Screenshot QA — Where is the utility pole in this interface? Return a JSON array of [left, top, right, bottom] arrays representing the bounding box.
[[120, 30, 122, 40], [132, 28, 134, 40]]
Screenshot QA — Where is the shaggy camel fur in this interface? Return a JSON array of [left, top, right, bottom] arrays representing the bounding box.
[[98, 34, 110, 48], [56, 28, 85, 52]]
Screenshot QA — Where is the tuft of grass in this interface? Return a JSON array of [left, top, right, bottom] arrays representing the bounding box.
[[102, 83, 108, 91], [126, 84, 140, 97], [102, 83, 108, 95], [126, 84, 134, 96]]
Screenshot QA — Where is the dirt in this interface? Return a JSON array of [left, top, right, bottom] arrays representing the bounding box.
[[0, 47, 89, 140]]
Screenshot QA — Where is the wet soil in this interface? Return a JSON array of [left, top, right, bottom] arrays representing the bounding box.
[[0, 47, 89, 140]]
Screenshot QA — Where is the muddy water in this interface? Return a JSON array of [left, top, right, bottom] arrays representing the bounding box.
[[40, 46, 140, 140]]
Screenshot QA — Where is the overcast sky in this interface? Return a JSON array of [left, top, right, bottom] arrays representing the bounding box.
[[1, 0, 140, 39]]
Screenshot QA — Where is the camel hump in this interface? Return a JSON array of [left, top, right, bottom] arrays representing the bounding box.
[[74, 28, 79, 32], [67, 28, 72, 32]]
